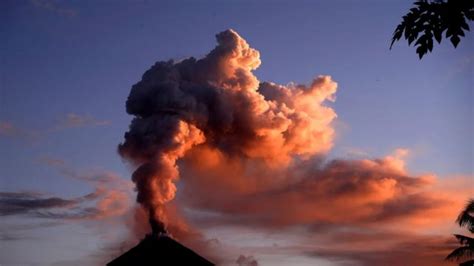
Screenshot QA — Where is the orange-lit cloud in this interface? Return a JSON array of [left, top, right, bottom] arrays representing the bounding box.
[[118, 29, 337, 225], [116, 29, 472, 265], [179, 148, 470, 229]]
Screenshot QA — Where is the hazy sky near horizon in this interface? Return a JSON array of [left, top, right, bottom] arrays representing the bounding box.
[[1, 0, 472, 265]]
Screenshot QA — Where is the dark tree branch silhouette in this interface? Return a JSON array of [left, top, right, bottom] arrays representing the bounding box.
[[457, 199, 474, 233], [390, 0, 473, 59], [446, 199, 474, 265]]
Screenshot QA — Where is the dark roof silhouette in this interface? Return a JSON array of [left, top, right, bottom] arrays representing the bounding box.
[[107, 234, 214, 266]]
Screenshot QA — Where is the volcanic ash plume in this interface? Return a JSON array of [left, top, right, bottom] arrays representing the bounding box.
[[118, 29, 337, 229]]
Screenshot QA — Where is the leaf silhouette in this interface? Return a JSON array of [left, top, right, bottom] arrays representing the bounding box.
[[391, 0, 473, 59], [446, 199, 474, 265]]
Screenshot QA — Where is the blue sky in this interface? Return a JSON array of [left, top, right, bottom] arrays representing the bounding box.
[[1, 0, 472, 265]]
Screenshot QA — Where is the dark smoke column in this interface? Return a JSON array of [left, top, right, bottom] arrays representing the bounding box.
[[118, 111, 205, 227]]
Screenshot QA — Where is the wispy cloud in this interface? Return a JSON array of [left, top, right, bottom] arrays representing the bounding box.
[[0, 191, 94, 217], [0, 232, 31, 241], [0, 160, 134, 266], [36, 156, 66, 167], [2, 158, 133, 221], [0, 114, 110, 141], [54, 113, 111, 130], [30, 0, 77, 17], [342, 146, 370, 159], [0, 121, 40, 141], [0, 121, 15, 136], [306, 233, 457, 266], [36, 155, 132, 190], [0, 188, 129, 221]]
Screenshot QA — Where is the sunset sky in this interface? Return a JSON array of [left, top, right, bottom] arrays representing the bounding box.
[[1, 1, 473, 265]]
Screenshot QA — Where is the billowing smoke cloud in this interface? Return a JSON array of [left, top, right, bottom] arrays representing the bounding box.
[[118, 29, 472, 264], [118, 29, 336, 227], [181, 148, 469, 230]]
